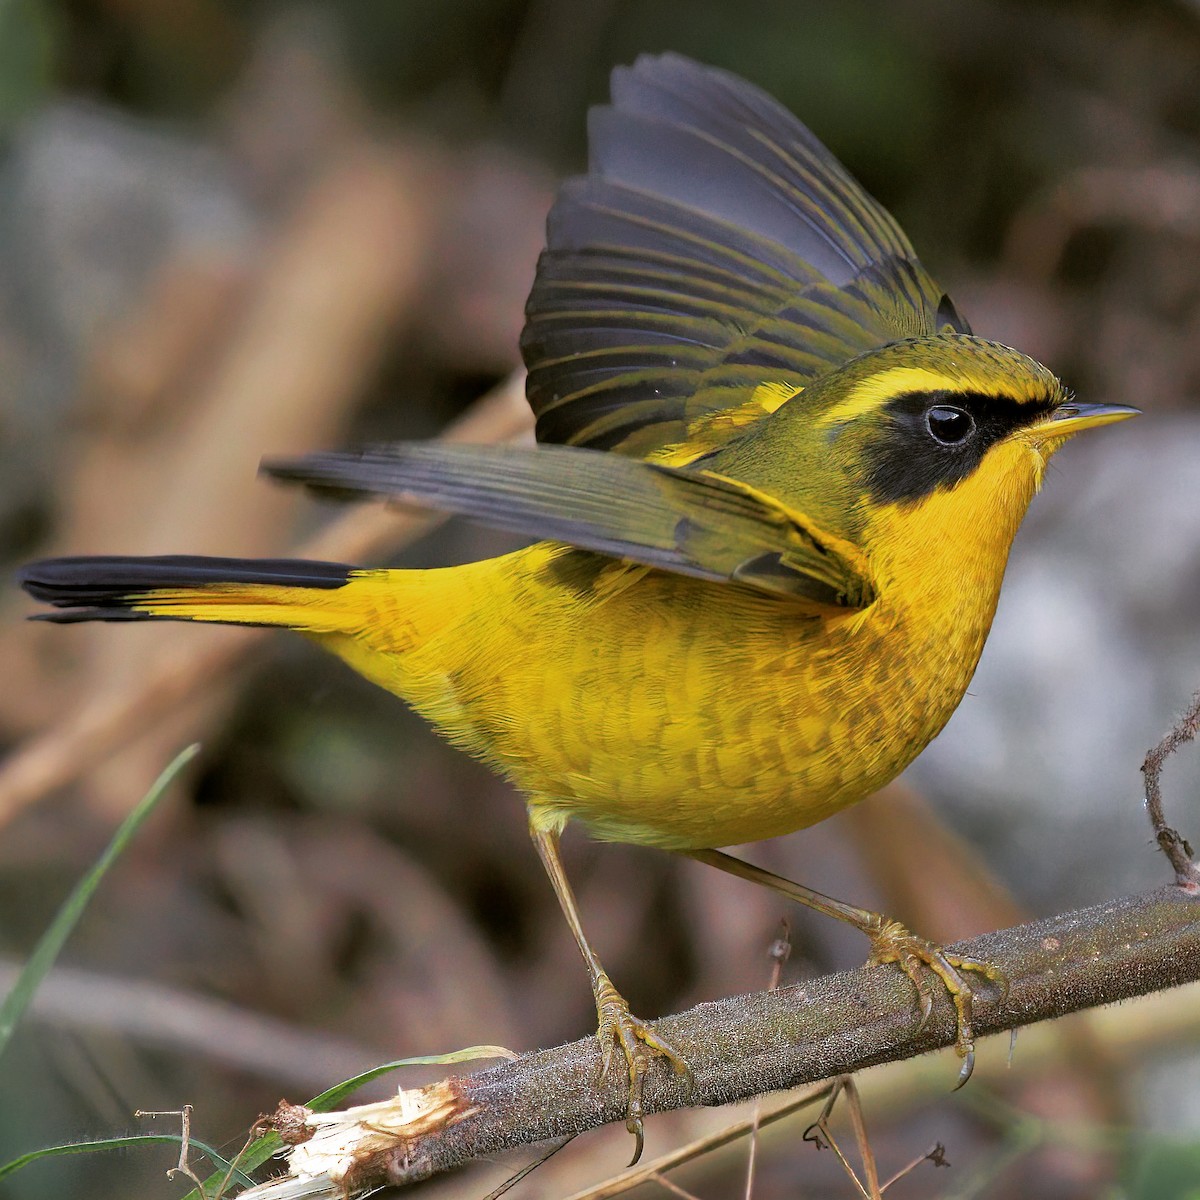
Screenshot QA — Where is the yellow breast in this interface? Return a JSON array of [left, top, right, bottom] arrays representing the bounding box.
[[318, 557, 981, 854]]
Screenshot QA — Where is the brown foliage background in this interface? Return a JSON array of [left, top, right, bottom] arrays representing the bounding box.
[[1, 3, 1199, 1197]]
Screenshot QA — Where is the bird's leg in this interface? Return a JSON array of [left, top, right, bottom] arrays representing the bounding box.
[[683, 848, 1003, 1087], [531, 826, 689, 1161]]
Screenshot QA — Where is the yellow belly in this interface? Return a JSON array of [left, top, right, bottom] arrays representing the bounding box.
[[316, 539, 998, 851]]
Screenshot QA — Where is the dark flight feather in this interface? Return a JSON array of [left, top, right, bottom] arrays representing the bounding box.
[[19, 556, 352, 621], [522, 53, 969, 456], [262, 444, 874, 608]]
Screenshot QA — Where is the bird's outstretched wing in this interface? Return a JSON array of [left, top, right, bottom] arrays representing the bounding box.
[[523, 53, 969, 455], [263, 444, 874, 608]]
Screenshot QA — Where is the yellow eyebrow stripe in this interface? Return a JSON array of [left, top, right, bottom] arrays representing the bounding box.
[[817, 367, 963, 427], [816, 364, 1053, 429]]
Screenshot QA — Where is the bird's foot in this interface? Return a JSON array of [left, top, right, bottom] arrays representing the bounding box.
[[593, 972, 690, 1164], [863, 915, 1005, 1088]]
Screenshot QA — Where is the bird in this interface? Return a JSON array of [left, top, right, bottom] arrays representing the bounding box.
[[20, 53, 1136, 1158]]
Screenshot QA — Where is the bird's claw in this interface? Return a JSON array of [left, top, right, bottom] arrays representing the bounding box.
[[865, 918, 1004, 1089], [594, 974, 690, 1164]]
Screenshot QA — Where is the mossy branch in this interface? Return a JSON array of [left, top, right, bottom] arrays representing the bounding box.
[[245, 879, 1200, 1197]]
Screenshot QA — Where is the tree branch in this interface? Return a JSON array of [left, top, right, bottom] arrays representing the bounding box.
[[1142, 688, 1200, 886], [243, 880, 1200, 1197]]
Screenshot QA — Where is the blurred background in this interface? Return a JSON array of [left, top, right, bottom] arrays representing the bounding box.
[[0, 1, 1198, 1197]]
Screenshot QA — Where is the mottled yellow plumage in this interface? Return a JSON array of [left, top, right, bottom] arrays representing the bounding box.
[[21, 55, 1138, 1153], [232, 342, 1069, 854]]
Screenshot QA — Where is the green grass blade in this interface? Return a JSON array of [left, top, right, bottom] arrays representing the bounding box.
[[0, 1133, 252, 1190], [306, 1044, 517, 1113], [0, 743, 200, 1057]]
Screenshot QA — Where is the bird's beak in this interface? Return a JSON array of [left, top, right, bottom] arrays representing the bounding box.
[[1032, 401, 1140, 441]]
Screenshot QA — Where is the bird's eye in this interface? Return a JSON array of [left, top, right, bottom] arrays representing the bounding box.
[[925, 405, 975, 445]]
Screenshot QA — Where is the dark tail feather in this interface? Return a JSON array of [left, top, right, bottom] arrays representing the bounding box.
[[18, 555, 353, 623]]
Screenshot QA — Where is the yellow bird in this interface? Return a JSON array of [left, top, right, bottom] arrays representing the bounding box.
[[21, 54, 1134, 1155]]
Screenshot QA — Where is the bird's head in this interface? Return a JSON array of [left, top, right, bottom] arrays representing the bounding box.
[[824, 334, 1133, 509], [713, 333, 1138, 593], [740, 333, 1136, 544]]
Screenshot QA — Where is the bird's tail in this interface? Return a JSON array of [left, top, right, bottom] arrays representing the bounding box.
[[18, 555, 366, 633]]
